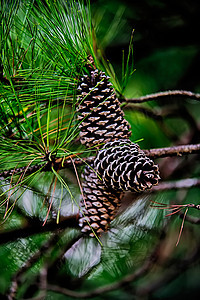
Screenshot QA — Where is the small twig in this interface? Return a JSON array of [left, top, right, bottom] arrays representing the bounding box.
[[8, 234, 59, 300], [0, 215, 79, 245], [136, 240, 200, 297], [151, 200, 200, 245], [70, 157, 87, 208], [125, 90, 200, 104], [144, 143, 200, 158], [123, 105, 199, 134], [46, 258, 153, 298], [0, 156, 94, 178], [151, 178, 200, 192], [180, 213, 200, 225], [176, 207, 188, 246]]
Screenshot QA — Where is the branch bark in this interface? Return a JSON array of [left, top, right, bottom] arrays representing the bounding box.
[[144, 143, 200, 158], [1, 143, 200, 178], [151, 178, 200, 192], [46, 247, 158, 298], [0, 215, 79, 245], [124, 90, 200, 104], [135, 241, 200, 297]]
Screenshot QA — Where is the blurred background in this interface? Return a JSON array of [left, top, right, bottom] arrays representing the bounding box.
[[93, 0, 200, 149], [94, 0, 200, 93]]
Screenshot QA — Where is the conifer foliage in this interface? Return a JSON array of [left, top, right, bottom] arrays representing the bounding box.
[[0, 0, 160, 238]]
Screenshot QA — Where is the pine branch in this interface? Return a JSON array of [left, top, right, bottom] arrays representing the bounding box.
[[0, 215, 78, 245], [123, 105, 199, 130], [8, 233, 83, 299], [151, 178, 200, 192], [46, 254, 155, 298], [9, 234, 59, 300], [143, 143, 200, 158], [1, 144, 200, 178], [135, 241, 200, 297], [124, 90, 200, 104]]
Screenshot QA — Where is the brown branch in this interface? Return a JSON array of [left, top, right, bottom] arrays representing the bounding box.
[[0, 156, 94, 178], [8, 233, 83, 300], [123, 105, 164, 120], [46, 259, 153, 298], [151, 178, 200, 192], [1, 144, 200, 179], [124, 105, 199, 132], [125, 90, 200, 104], [143, 143, 200, 158], [0, 215, 79, 245], [8, 234, 59, 300]]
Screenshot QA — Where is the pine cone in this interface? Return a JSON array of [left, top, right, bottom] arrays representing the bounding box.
[[77, 69, 131, 148], [79, 165, 123, 237], [94, 139, 160, 192]]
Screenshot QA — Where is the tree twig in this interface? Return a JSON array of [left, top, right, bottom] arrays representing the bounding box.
[[8, 234, 59, 300], [124, 105, 199, 132], [151, 178, 200, 192], [144, 143, 200, 158], [180, 213, 200, 225], [124, 90, 200, 104], [135, 241, 200, 297], [46, 257, 153, 298], [0, 215, 79, 245]]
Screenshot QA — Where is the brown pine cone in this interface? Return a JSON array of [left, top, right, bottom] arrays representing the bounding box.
[[79, 164, 123, 237], [77, 69, 131, 148], [94, 139, 160, 192]]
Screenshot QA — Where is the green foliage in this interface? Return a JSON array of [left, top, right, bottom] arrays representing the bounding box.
[[0, 0, 91, 212], [0, 0, 135, 219]]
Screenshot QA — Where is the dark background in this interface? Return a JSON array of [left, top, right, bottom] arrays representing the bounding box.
[[93, 0, 200, 92]]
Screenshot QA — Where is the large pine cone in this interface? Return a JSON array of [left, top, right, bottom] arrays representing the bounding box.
[[79, 165, 123, 237], [94, 139, 160, 192], [77, 69, 131, 148]]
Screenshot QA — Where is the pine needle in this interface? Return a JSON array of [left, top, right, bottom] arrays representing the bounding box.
[[176, 207, 188, 247]]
